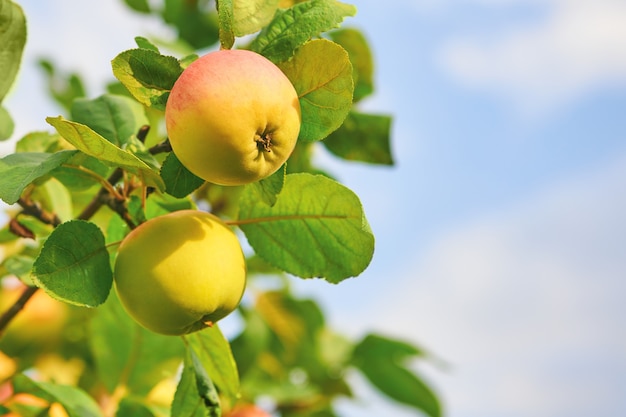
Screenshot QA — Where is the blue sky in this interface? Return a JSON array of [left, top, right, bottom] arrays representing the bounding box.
[[5, 1, 626, 417]]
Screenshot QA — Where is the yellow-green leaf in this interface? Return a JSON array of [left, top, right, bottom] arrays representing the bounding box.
[[0, 0, 26, 101], [238, 173, 374, 282], [279, 39, 354, 142], [46, 116, 164, 190], [233, 0, 279, 37], [330, 28, 375, 102], [217, 0, 235, 50]]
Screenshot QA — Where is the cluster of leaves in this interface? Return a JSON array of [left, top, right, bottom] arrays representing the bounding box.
[[0, 0, 441, 416]]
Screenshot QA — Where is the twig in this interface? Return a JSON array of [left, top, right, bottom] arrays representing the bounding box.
[[17, 197, 62, 227], [0, 286, 39, 337], [77, 132, 171, 223]]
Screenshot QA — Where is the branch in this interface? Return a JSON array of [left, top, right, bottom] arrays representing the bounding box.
[[17, 197, 62, 227], [0, 286, 38, 337]]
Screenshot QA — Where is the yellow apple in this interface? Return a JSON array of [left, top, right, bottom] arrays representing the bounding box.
[[165, 49, 301, 186], [113, 210, 246, 335]]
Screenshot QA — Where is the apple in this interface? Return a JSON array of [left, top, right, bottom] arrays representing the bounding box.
[[113, 210, 246, 335], [224, 404, 272, 417], [165, 49, 301, 186]]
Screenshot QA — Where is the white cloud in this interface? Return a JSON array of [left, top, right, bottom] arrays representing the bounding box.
[[366, 151, 626, 417], [438, 0, 626, 114]]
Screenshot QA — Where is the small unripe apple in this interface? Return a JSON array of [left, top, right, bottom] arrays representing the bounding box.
[[225, 404, 272, 417], [165, 49, 301, 186], [113, 210, 246, 335]]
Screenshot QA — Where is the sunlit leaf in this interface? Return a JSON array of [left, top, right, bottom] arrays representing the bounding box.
[[46, 116, 165, 190], [232, 0, 279, 36], [0, 0, 26, 101], [111, 49, 183, 110], [279, 39, 353, 142], [250, 0, 356, 63], [323, 111, 393, 165], [12, 373, 103, 417], [0, 150, 78, 204], [71, 94, 149, 147], [32, 220, 112, 307], [238, 173, 374, 282], [135, 36, 159, 52], [32, 177, 73, 222], [217, 0, 235, 50], [329, 28, 375, 102]]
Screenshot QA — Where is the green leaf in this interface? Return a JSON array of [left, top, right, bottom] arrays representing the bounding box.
[[124, 0, 150, 13], [51, 153, 110, 191], [12, 373, 103, 417], [71, 94, 149, 147], [279, 39, 353, 142], [0, 150, 78, 204], [238, 173, 374, 282], [33, 177, 73, 222], [329, 28, 374, 102], [161, 151, 205, 199], [232, 0, 279, 37], [135, 36, 159, 51], [172, 346, 220, 417], [185, 325, 240, 406], [3, 255, 35, 285], [162, 0, 219, 50], [90, 292, 185, 395], [323, 111, 393, 165], [111, 49, 183, 110], [0, 105, 14, 140], [38, 59, 86, 112], [217, 0, 235, 50], [0, 0, 26, 101], [256, 164, 285, 206], [32, 220, 112, 307], [16, 131, 63, 153], [188, 345, 221, 415], [46, 116, 165, 191], [250, 0, 356, 63], [230, 307, 272, 376], [352, 334, 441, 417], [116, 398, 157, 417]]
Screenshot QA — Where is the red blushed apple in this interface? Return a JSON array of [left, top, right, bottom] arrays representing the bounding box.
[[165, 49, 301, 186]]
